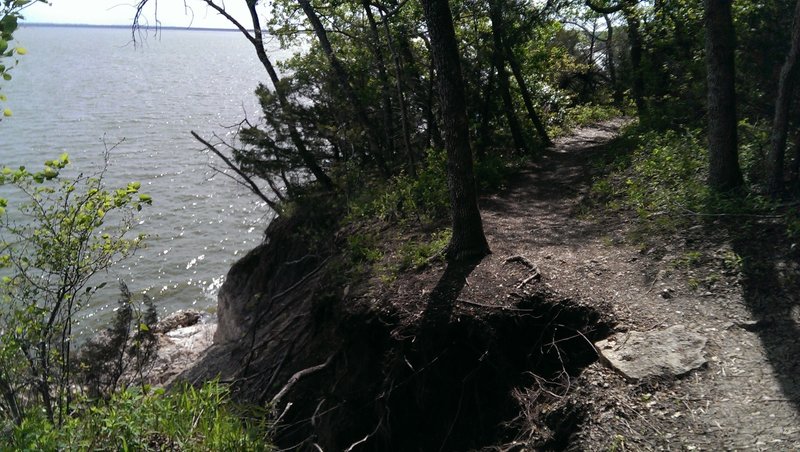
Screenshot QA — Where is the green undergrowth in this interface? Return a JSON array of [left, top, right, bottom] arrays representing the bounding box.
[[549, 103, 624, 137], [3, 381, 273, 452], [589, 121, 799, 240], [341, 146, 515, 281], [346, 147, 520, 226]]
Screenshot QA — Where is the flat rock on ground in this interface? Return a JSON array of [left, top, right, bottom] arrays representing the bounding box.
[[595, 325, 708, 380]]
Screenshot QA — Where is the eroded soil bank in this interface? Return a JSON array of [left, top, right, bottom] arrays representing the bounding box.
[[177, 119, 800, 450]]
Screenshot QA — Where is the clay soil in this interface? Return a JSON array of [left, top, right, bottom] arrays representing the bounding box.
[[363, 119, 800, 450]]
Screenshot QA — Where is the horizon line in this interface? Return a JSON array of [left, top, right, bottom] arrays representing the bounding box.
[[20, 22, 242, 32]]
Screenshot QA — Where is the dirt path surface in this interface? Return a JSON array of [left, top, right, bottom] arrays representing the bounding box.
[[448, 119, 800, 450]]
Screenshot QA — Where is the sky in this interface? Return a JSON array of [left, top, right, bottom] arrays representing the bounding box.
[[21, 0, 253, 28]]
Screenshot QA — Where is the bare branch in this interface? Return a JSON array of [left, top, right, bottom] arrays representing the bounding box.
[[191, 131, 278, 210], [271, 354, 335, 407]]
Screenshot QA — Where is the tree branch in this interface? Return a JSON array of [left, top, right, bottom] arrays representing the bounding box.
[[271, 354, 335, 407], [191, 131, 278, 210]]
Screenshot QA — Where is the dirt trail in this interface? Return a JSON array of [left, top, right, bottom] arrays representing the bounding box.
[[458, 119, 800, 449]]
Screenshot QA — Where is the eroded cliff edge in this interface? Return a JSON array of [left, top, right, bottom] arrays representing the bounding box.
[[175, 193, 614, 450]]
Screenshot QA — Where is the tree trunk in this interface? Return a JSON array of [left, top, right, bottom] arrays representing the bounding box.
[[585, 1, 644, 116], [790, 130, 800, 186], [476, 66, 496, 159], [491, 0, 551, 146], [189, 0, 334, 190], [378, 8, 418, 176], [504, 40, 553, 147], [604, 13, 624, 107], [704, 0, 743, 192], [297, 0, 389, 176], [362, 0, 398, 171], [766, 0, 800, 196], [494, 52, 527, 153], [419, 0, 490, 261], [488, 0, 526, 153], [419, 33, 446, 151], [624, 7, 646, 118]]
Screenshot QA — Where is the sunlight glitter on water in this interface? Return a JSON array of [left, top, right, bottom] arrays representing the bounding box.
[[1, 25, 288, 332]]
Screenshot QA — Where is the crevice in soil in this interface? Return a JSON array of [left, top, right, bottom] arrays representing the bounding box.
[[269, 283, 613, 451]]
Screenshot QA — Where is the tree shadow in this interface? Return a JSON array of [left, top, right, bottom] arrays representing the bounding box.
[[421, 255, 486, 326], [728, 221, 800, 412]]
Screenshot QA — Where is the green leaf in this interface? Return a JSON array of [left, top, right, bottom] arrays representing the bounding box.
[[138, 323, 149, 332], [0, 15, 18, 35], [43, 166, 58, 180], [0, 39, 7, 54]]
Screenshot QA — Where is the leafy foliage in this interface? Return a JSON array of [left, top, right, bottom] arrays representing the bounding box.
[[0, 155, 150, 425], [3, 381, 272, 451], [0, 0, 48, 118], [591, 122, 789, 235]]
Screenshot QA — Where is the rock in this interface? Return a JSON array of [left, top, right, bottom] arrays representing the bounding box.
[[145, 322, 217, 386], [156, 309, 202, 333], [595, 325, 707, 380]]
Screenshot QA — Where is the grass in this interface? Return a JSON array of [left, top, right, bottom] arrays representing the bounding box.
[[3, 381, 273, 451]]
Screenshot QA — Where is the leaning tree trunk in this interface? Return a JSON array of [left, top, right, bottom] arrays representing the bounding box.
[[766, 0, 800, 196], [174, 0, 335, 190], [489, 0, 526, 153], [791, 131, 800, 185], [297, 0, 389, 176], [419, 0, 490, 262], [705, 0, 743, 192], [378, 7, 418, 176], [362, 0, 399, 172], [492, 0, 551, 146], [493, 52, 527, 153], [504, 41, 553, 147], [476, 66, 496, 159]]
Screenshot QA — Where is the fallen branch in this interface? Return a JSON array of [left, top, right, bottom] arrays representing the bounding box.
[[456, 298, 539, 313], [517, 271, 541, 289], [504, 255, 536, 270], [271, 354, 335, 407]]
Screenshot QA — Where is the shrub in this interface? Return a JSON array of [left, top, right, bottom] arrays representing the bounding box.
[[0, 155, 149, 425], [3, 381, 272, 451]]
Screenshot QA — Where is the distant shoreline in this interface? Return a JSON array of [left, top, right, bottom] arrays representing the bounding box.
[[20, 22, 241, 33]]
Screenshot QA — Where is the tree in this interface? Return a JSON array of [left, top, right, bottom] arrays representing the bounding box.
[[134, 0, 335, 191], [0, 155, 150, 425], [1, 0, 48, 118], [585, 0, 646, 117], [489, 0, 527, 153], [418, 0, 490, 261], [766, 0, 800, 196], [295, 0, 389, 175], [704, 0, 743, 191]]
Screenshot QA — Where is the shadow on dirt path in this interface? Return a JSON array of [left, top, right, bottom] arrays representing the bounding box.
[[730, 221, 800, 411]]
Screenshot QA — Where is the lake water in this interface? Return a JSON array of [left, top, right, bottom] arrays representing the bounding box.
[[1, 25, 289, 331]]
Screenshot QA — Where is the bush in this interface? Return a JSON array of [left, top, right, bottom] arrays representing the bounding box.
[[3, 381, 272, 451], [0, 155, 151, 425], [590, 123, 779, 234], [348, 147, 450, 224]]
